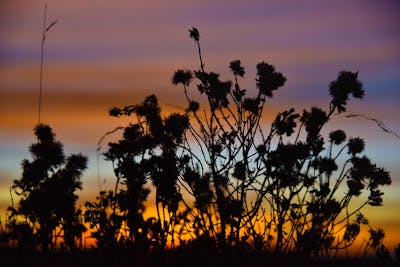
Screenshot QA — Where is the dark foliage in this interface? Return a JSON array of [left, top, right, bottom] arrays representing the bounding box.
[[8, 124, 87, 252], [82, 27, 393, 260], [3, 28, 395, 265]]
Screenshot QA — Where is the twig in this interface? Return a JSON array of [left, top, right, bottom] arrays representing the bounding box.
[[346, 112, 400, 140], [96, 126, 124, 191]]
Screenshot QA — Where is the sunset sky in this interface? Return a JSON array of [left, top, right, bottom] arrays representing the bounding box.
[[1, 0, 399, 250]]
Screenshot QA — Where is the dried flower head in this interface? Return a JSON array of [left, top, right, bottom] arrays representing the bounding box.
[[348, 137, 365, 155], [172, 69, 193, 86], [229, 59, 245, 77], [189, 27, 200, 41], [256, 61, 286, 97], [329, 130, 346, 145], [329, 71, 364, 113]]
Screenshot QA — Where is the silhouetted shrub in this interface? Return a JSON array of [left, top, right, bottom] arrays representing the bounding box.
[[9, 124, 87, 253]]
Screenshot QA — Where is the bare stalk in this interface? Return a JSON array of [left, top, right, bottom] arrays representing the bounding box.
[[38, 3, 47, 124], [38, 2, 57, 124]]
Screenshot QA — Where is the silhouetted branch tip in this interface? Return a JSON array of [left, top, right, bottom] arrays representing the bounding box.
[[189, 27, 200, 41], [329, 71, 364, 113], [230, 60, 245, 77], [172, 69, 193, 86], [345, 113, 400, 140]]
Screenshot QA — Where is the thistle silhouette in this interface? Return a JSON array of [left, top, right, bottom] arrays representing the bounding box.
[[84, 28, 393, 260]]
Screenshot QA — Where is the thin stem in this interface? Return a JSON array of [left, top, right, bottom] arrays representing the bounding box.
[[196, 40, 205, 72], [9, 187, 14, 209], [38, 3, 47, 124]]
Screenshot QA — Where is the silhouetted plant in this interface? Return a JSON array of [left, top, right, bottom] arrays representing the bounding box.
[[90, 27, 392, 259], [171, 28, 391, 256], [395, 243, 400, 265], [362, 227, 392, 264], [84, 190, 126, 249], [86, 95, 190, 251], [9, 124, 87, 253]]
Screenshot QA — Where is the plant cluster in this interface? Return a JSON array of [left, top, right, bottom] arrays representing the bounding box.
[[82, 28, 392, 258], [2, 28, 395, 263]]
